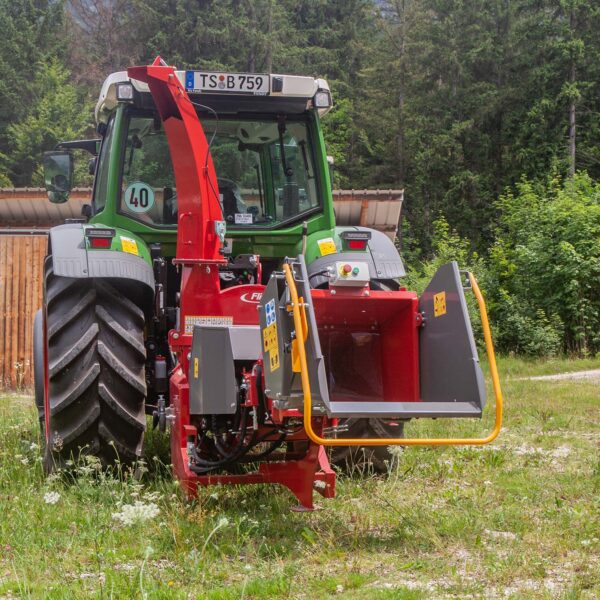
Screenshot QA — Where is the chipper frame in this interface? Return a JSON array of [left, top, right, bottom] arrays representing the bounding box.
[[126, 59, 502, 510]]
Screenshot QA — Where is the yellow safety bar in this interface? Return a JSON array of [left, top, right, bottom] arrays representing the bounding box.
[[282, 264, 503, 447]]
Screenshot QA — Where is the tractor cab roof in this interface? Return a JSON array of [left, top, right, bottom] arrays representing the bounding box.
[[95, 70, 332, 123]]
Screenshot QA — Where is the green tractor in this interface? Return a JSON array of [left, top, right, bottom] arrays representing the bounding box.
[[36, 66, 409, 470]]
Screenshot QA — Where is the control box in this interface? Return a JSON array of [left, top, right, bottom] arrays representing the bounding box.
[[328, 261, 370, 287]]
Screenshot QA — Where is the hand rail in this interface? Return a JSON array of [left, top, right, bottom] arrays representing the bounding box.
[[282, 264, 503, 447]]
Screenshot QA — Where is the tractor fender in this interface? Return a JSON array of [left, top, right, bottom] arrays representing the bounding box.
[[48, 223, 155, 308], [306, 227, 405, 288]]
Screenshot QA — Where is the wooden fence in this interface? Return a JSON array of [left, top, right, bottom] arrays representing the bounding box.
[[0, 235, 46, 390]]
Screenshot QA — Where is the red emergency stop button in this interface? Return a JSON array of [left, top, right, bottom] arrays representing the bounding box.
[[342, 263, 352, 276]]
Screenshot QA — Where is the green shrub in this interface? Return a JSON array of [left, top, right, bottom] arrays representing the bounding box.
[[488, 172, 600, 355], [400, 172, 600, 356], [402, 217, 486, 348]]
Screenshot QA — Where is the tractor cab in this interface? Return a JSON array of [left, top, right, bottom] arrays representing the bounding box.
[[82, 70, 335, 256]]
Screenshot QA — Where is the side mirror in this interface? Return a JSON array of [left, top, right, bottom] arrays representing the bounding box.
[[43, 150, 73, 203]]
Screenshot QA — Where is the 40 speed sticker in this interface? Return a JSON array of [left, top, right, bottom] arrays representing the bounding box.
[[124, 181, 155, 213]]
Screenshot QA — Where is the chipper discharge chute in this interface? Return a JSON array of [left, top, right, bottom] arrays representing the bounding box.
[[36, 58, 502, 511]]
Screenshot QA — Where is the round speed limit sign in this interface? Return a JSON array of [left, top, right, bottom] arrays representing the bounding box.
[[124, 181, 155, 213]]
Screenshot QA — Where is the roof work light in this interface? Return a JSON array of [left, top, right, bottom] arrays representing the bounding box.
[[313, 89, 332, 108], [116, 82, 134, 101]]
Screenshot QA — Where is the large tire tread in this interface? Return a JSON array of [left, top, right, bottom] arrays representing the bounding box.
[[43, 260, 146, 472], [329, 418, 405, 473]]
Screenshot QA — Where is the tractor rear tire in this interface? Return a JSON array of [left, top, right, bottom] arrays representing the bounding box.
[[33, 308, 45, 436], [43, 260, 147, 472], [329, 418, 405, 473]]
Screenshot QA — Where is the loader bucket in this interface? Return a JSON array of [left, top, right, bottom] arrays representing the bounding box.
[[260, 256, 486, 420]]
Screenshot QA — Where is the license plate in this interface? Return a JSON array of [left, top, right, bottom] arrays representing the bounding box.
[[185, 71, 269, 95]]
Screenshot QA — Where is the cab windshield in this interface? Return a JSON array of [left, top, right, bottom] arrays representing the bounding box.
[[118, 112, 320, 228]]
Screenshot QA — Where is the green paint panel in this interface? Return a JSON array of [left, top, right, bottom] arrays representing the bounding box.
[[87, 103, 341, 264], [84, 223, 152, 266]]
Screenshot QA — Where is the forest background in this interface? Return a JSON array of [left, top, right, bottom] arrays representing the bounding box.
[[1, 0, 599, 357]]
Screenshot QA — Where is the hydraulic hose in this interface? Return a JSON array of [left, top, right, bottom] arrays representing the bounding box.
[[189, 408, 254, 473]]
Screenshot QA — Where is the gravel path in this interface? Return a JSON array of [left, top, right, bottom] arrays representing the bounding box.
[[525, 369, 600, 384]]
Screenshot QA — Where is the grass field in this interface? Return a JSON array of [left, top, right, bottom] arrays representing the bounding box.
[[0, 356, 598, 599]]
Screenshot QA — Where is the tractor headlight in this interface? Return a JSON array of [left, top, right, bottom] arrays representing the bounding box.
[[116, 82, 134, 102], [313, 90, 332, 108]]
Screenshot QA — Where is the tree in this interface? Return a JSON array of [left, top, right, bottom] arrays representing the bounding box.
[[68, 0, 142, 88], [489, 172, 600, 354], [0, 0, 67, 185], [6, 58, 92, 186]]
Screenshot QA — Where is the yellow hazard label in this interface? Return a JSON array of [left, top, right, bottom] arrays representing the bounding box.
[[269, 347, 280, 372], [262, 322, 278, 352], [262, 322, 280, 372], [193, 357, 199, 379], [317, 237, 337, 256], [434, 291, 446, 317], [121, 236, 139, 256]]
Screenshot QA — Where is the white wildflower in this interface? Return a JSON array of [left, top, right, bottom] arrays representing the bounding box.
[[20, 457, 29, 465], [313, 480, 326, 490], [387, 445, 404, 457], [44, 491, 61, 505], [29, 442, 39, 451], [217, 516, 229, 528], [143, 491, 162, 502], [84, 455, 102, 470], [112, 501, 160, 526]]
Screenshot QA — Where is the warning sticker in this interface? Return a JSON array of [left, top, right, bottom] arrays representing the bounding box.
[[262, 322, 278, 352], [269, 346, 280, 372], [262, 299, 280, 371], [265, 299, 276, 326], [184, 315, 233, 334], [317, 237, 337, 256], [121, 236, 139, 256], [434, 291, 447, 317], [234, 213, 253, 225]]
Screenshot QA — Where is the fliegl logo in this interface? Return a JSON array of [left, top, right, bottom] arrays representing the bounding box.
[[240, 292, 263, 304]]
